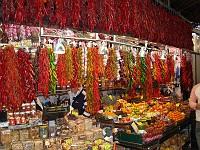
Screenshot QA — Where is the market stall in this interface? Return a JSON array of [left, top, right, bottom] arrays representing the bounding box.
[[0, 0, 195, 150]]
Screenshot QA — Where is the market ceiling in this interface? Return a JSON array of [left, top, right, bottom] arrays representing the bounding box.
[[159, 0, 200, 27]]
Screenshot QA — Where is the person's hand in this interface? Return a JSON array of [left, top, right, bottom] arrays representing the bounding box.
[[196, 104, 200, 110]]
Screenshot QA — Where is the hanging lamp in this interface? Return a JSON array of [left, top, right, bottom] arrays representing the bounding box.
[[54, 38, 65, 54]]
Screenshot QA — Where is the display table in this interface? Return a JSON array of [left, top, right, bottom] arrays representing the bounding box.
[[113, 117, 192, 150]]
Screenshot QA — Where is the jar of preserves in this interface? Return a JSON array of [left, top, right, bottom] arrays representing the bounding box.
[[39, 125, 48, 139], [9, 117, 16, 126], [25, 103, 31, 111]]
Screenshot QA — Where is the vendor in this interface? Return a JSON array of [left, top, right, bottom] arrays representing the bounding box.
[[68, 84, 90, 117]]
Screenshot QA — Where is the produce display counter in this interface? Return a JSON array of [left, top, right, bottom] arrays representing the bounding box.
[[113, 117, 192, 150]]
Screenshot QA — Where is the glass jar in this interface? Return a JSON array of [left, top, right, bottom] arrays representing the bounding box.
[[31, 101, 36, 111], [39, 125, 48, 139], [25, 103, 31, 111], [9, 117, 16, 126]]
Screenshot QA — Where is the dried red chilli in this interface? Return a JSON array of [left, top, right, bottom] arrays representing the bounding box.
[[38, 47, 50, 98], [17, 49, 36, 102], [120, 0, 130, 35], [70, 47, 79, 89], [71, 0, 81, 28], [136, 52, 141, 84], [166, 56, 175, 83], [34, 0, 47, 26], [101, 0, 114, 32], [46, 0, 55, 23], [4, 46, 23, 109], [0, 49, 6, 111], [14, 0, 25, 25], [180, 55, 193, 93], [152, 54, 162, 84], [140, 57, 147, 86], [144, 53, 153, 101], [2, 0, 12, 23], [113, 0, 122, 34], [51, 0, 67, 28], [56, 54, 68, 89], [87, 0, 97, 31], [24, 0, 36, 24], [92, 47, 100, 113]]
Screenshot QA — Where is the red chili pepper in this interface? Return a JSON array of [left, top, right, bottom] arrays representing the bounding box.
[[17, 49, 36, 102], [38, 48, 50, 98]]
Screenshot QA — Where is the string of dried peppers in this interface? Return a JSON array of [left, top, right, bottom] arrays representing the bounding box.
[[0, 49, 6, 111], [180, 55, 193, 93], [86, 47, 100, 114], [49, 48, 57, 93], [65, 46, 74, 83], [38, 47, 50, 97], [144, 53, 153, 101], [4, 46, 23, 109], [56, 54, 68, 89], [17, 49, 36, 103], [70, 47, 79, 89], [105, 48, 118, 81], [77, 47, 85, 85]]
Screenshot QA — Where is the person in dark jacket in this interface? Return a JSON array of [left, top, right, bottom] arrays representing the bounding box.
[[68, 85, 90, 117]]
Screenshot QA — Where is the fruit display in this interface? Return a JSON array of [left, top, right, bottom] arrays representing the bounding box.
[[167, 110, 185, 122], [100, 98, 190, 146]]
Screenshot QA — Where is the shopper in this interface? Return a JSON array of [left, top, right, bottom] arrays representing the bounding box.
[[189, 82, 200, 149], [68, 85, 90, 117]]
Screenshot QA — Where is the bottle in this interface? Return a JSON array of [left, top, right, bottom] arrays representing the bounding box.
[[0, 106, 7, 122]]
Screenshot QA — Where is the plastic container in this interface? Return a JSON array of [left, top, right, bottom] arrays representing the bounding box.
[[34, 139, 44, 150], [11, 129, 20, 142], [11, 141, 23, 150], [29, 127, 39, 139], [19, 129, 29, 141], [39, 125, 48, 139], [0, 129, 11, 146], [22, 140, 34, 150]]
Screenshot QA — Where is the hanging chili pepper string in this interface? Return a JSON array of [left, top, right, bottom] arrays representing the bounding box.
[[71, 0, 81, 29], [145, 53, 153, 101], [15, 0, 25, 25], [65, 46, 74, 82], [92, 47, 101, 113], [77, 47, 84, 85], [38, 47, 50, 98], [49, 48, 57, 93], [4, 46, 23, 110], [86, 47, 94, 114], [70, 47, 79, 89], [56, 54, 68, 89], [17, 49, 36, 102], [105, 48, 118, 81], [0, 50, 6, 111]]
